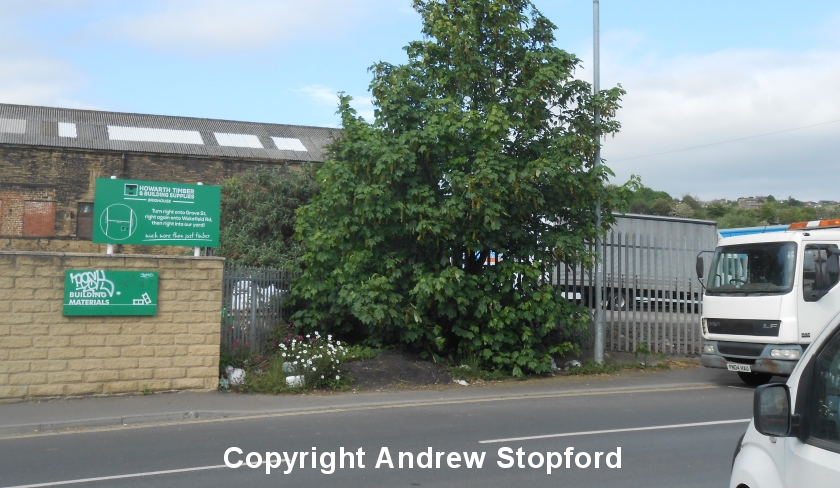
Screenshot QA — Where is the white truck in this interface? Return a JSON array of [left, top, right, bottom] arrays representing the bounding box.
[[698, 219, 840, 385]]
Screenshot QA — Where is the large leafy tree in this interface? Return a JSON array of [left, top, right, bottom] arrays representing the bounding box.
[[293, 0, 632, 374]]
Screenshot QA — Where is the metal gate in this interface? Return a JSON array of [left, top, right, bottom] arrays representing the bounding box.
[[221, 264, 297, 351], [556, 231, 715, 356]]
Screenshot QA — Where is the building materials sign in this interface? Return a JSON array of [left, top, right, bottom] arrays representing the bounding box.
[[63, 270, 158, 316], [92, 178, 220, 247]]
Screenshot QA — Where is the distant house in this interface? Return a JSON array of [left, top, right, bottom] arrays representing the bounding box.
[[737, 196, 766, 210], [0, 103, 341, 253]]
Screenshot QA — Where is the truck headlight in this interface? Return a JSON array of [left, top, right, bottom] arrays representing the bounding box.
[[770, 349, 800, 360], [702, 344, 715, 354]]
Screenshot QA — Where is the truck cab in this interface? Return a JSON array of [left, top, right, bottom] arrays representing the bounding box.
[[700, 220, 840, 385]]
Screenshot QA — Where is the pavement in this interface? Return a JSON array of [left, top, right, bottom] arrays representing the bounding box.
[[0, 363, 743, 439]]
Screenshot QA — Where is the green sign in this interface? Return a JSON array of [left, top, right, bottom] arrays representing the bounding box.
[[63, 270, 158, 316], [92, 178, 220, 247]]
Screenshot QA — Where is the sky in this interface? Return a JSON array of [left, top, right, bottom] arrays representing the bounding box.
[[2, 0, 840, 201]]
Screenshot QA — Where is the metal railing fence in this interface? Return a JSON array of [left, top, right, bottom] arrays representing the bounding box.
[[556, 231, 714, 356], [221, 264, 297, 351]]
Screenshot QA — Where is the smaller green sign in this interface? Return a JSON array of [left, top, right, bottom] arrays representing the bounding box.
[[63, 270, 158, 316]]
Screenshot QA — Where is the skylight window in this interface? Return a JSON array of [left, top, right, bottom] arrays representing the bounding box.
[[214, 132, 263, 149], [58, 122, 77, 138], [0, 118, 26, 134], [271, 137, 308, 152], [107, 126, 203, 144]]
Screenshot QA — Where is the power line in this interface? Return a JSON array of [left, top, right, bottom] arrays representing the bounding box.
[[611, 118, 840, 162]]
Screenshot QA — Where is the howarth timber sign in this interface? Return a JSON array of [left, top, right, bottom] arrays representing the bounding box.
[[91, 178, 221, 247], [63, 270, 158, 316]]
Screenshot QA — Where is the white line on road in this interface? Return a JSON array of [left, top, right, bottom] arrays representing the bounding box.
[[478, 418, 751, 444], [0, 464, 229, 488]]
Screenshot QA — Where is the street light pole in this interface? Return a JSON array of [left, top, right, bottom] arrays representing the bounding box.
[[593, 0, 605, 364]]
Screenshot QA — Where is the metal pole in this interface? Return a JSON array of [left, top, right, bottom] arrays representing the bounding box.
[[194, 182, 203, 257], [106, 175, 117, 256], [593, 0, 605, 364]]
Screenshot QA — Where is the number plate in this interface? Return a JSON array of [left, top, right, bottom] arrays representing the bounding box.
[[727, 363, 751, 373]]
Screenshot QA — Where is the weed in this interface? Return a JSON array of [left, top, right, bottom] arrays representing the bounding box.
[[232, 332, 354, 393], [340, 344, 378, 363], [562, 358, 674, 376], [140, 385, 153, 395], [447, 354, 509, 381]]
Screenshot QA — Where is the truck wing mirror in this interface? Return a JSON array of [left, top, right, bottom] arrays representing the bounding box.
[[695, 256, 705, 279], [754, 383, 793, 437]]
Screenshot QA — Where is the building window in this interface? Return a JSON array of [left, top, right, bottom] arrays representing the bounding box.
[[76, 202, 94, 240], [22, 201, 56, 237]]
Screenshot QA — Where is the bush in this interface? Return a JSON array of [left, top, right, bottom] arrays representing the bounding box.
[[218, 166, 317, 269], [278, 332, 346, 389], [227, 331, 353, 393]]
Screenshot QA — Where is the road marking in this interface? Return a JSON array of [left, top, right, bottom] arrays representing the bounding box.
[[479, 418, 751, 444], [0, 464, 228, 488], [1, 385, 719, 441]]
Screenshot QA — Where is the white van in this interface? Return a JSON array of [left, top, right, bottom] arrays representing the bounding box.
[[730, 312, 840, 487]]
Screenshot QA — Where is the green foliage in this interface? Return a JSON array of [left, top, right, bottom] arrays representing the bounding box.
[[649, 198, 675, 216], [564, 358, 670, 375], [718, 208, 761, 229], [341, 344, 379, 363], [681, 195, 702, 211], [292, 0, 634, 375], [628, 184, 672, 215], [218, 166, 317, 269], [705, 202, 730, 219], [778, 206, 816, 225], [669, 202, 694, 218], [758, 202, 777, 223], [817, 205, 840, 220]]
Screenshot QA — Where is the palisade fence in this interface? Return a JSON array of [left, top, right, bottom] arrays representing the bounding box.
[[221, 264, 298, 351], [555, 232, 715, 356]]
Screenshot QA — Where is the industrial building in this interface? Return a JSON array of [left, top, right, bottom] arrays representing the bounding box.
[[0, 103, 339, 253]]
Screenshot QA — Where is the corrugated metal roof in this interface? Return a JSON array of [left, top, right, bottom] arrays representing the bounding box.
[[0, 103, 342, 162]]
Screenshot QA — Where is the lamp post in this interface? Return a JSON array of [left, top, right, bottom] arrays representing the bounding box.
[[593, 0, 605, 364]]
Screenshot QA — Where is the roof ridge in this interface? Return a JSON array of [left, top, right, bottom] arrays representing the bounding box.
[[0, 102, 343, 132]]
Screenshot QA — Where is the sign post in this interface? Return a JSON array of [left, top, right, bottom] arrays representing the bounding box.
[[92, 178, 221, 248]]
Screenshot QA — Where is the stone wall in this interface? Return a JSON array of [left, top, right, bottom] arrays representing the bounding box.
[[0, 251, 224, 400]]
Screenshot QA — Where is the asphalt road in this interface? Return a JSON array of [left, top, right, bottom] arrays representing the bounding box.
[[0, 376, 753, 488]]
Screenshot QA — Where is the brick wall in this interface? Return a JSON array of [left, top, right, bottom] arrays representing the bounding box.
[[0, 145, 299, 248], [0, 251, 224, 399], [0, 184, 56, 236]]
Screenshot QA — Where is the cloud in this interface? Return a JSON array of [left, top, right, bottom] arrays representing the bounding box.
[[298, 84, 375, 124], [0, 15, 92, 108], [99, 0, 379, 54], [593, 45, 840, 201]]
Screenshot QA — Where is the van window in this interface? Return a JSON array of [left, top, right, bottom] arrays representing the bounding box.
[[803, 245, 840, 300], [810, 330, 840, 448]]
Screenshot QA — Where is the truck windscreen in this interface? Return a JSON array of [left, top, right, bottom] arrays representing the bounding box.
[[706, 242, 797, 295]]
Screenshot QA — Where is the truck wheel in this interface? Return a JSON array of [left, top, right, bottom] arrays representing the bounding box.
[[737, 371, 773, 386]]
